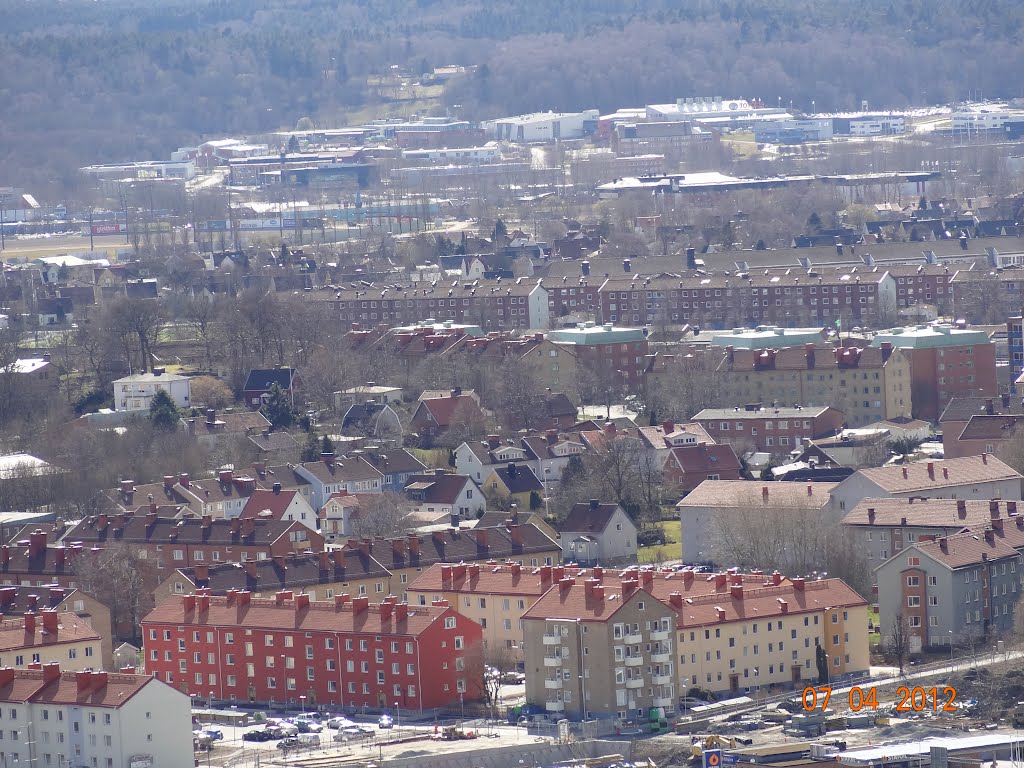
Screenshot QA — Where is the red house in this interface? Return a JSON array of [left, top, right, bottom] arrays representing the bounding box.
[[141, 590, 483, 711]]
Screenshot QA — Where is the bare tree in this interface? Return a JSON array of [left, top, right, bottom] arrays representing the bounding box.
[[71, 541, 160, 644], [885, 614, 911, 676], [349, 493, 414, 539]]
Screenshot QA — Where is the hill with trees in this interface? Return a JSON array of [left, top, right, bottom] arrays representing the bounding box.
[[2, 0, 1024, 194]]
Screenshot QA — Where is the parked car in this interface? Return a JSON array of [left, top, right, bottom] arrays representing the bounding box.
[[294, 719, 323, 733], [297, 733, 321, 748], [335, 726, 374, 741], [277, 737, 300, 751], [326, 716, 356, 729], [378, 714, 394, 729], [267, 720, 298, 736], [242, 728, 274, 742], [199, 727, 224, 741]]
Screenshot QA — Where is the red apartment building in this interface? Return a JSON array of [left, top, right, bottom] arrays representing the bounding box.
[[693, 405, 845, 456], [141, 590, 483, 711], [870, 324, 997, 421]]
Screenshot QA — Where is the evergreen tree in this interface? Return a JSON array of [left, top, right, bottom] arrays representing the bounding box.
[[149, 389, 180, 432], [261, 383, 293, 429], [301, 432, 320, 462], [815, 643, 830, 684], [321, 434, 335, 454]]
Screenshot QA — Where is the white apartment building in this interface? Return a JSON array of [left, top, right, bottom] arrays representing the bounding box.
[[0, 665, 192, 768], [112, 369, 192, 412]]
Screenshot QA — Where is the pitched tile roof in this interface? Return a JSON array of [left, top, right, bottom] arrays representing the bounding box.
[[63, 515, 314, 548], [365, 523, 559, 571], [679, 480, 837, 508], [144, 593, 449, 637], [489, 464, 543, 494], [298, 456, 384, 484], [0, 612, 100, 652], [403, 473, 473, 505], [939, 396, 1024, 423], [694, 406, 836, 420], [906, 529, 1019, 569], [243, 368, 297, 391], [407, 561, 567, 597], [843, 497, 1018, 529], [561, 502, 626, 534], [667, 443, 742, 476], [956, 414, 1023, 441], [22, 669, 161, 708], [179, 550, 392, 593], [416, 394, 482, 428], [522, 581, 651, 622], [853, 455, 1021, 493], [362, 449, 426, 476], [239, 489, 301, 520]]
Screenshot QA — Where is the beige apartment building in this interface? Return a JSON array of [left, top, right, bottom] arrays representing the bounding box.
[[713, 343, 912, 426], [0, 610, 103, 670], [522, 578, 676, 721], [408, 562, 576, 665]]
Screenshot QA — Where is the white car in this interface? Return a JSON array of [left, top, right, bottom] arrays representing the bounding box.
[[327, 716, 356, 729], [378, 714, 393, 729]]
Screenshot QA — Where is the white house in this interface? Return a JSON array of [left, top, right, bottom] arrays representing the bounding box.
[[403, 471, 485, 525], [559, 500, 637, 566], [113, 369, 192, 411], [0, 665, 192, 768], [830, 454, 1024, 515], [319, 492, 361, 541]]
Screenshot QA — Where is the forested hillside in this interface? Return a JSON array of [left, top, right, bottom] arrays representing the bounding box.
[[2, 0, 1023, 194]]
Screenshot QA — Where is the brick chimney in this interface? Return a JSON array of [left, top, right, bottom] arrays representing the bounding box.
[[218, 469, 233, 485], [682, 570, 694, 587], [993, 518, 1004, 533], [771, 571, 783, 586], [29, 530, 47, 557], [792, 578, 805, 591], [943, 466, 949, 479], [295, 594, 310, 611], [407, 534, 422, 558], [714, 573, 727, 590], [867, 508, 875, 524], [395, 603, 408, 622], [662, 420, 675, 435], [41, 610, 58, 635], [236, 590, 251, 607], [334, 593, 351, 609], [715, 606, 726, 621], [939, 537, 948, 552], [762, 486, 769, 501], [957, 499, 967, 519], [621, 578, 637, 597], [982, 452, 988, 464], [730, 584, 744, 600], [178, 472, 190, 488], [985, 529, 995, 544], [182, 594, 197, 613], [75, 670, 91, 691], [201, 514, 212, 529], [991, 500, 1000, 518], [902, 466, 909, 479], [352, 596, 369, 614], [1010, 501, 1019, 516], [508, 524, 523, 546], [379, 602, 393, 621], [275, 590, 293, 606], [23, 613, 36, 634], [510, 562, 521, 577], [474, 529, 488, 548], [927, 462, 935, 479], [669, 592, 683, 607], [778, 598, 789, 614], [243, 560, 257, 579], [163, 475, 175, 490], [43, 661, 61, 683]]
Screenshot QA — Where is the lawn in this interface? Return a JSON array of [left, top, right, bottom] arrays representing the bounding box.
[[638, 519, 681, 564]]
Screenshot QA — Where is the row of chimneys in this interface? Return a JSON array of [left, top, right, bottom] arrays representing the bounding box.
[[202, 589, 428, 620], [0, 664, 110, 691], [761, 484, 816, 500], [867, 498, 1018, 525], [936, 515, 1024, 553]]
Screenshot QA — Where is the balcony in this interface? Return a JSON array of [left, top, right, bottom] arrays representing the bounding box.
[[625, 656, 643, 667], [651, 652, 671, 664], [626, 678, 644, 689], [545, 701, 565, 712], [653, 696, 674, 708], [543, 657, 562, 668], [650, 630, 671, 642], [544, 678, 563, 690], [653, 674, 673, 685], [542, 635, 562, 646]]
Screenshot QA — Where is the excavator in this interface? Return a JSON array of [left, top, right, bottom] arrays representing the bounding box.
[[690, 735, 741, 758]]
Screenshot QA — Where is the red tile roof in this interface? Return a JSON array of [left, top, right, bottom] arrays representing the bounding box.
[[143, 593, 450, 637], [416, 395, 482, 428], [842, 497, 1018, 529], [680, 480, 836, 508], [0, 612, 100, 653], [908, 529, 1019, 569], [408, 562, 578, 597], [240, 489, 300, 520], [25, 669, 157, 708]]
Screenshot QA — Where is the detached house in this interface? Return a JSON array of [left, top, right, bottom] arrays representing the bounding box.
[[560, 500, 637, 565], [243, 367, 300, 409], [402, 471, 484, 525], [410, 389, 485, 444], [294, 453, 385, 510], [239, 487, 317, 527], [482, 463, 544, 509]]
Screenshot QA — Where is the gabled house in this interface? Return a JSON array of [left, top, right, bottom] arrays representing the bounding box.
[[359, 447, 426, 491], [527, 392, 577, 431], [341, 401, 403, 439], [242, 367, 300, 409], [455, 435, 533, 484], [663, 443, 743, 496], [482, 463, 544, 509], [238, 487, 317, 528], [319, 492, 363, 541], [410, 389, 485, 444], [294, 453, 384, 510], [402, 471, 484, 525], [559, 500, 637, 566]]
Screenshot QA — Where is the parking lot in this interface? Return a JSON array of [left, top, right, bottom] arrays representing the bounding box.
[[195, 712, 546, 767]]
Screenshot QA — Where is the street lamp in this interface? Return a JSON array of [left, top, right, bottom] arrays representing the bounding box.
[[300, 695, 306, 717], [394, 701, 400, 734], [949, 630, 954, 670], [459, 692, 465, 726]]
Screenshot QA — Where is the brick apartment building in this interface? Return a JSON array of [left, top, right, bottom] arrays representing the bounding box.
[[142, 591, 483, 711], [693, 405, 845, 456], [546, 323, 649, 390], [62, 512, 323, 570], [939, 395, 1024, 459], [311, 279, 550, 331], [869, 324, 996, 421]]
